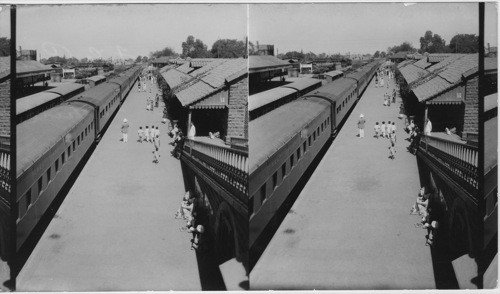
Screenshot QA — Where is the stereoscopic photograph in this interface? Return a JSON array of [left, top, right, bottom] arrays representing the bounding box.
[[0, 1, 498, 292]]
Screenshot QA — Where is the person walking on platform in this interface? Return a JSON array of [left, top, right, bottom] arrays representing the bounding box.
[[381, 121, 387, 138], [153, 136, 160, 164], [357, 114, 366, 138], [389, 141, 396, 160], [374, 122, 381, 138], [121, 118, 129, 143], [150, 125, 155, 142], [145, 126, 150, 142], [138, 126, 144, 143]]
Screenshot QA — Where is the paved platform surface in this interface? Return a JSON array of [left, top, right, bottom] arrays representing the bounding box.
[[17, 79, 201, 291], [251, 74, 436, 290], [0, 260, 8, 291]]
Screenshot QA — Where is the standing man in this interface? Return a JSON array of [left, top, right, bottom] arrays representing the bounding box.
[[358, 114, 366, 138], [121, 118, 129, 143]]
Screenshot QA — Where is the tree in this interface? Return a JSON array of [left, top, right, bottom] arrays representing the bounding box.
[[136, 55, 142, 62], [142, 56, 148, 63], [0, 37, 10, 57], [46, 56, 67, 64], [284, 51, 305, 61], [80, 57, 89, 64], [387, 42, 417, 54], [248, 41, 259, 56], [181, 35, 211, 58], [151, 46, 178, 59], [380, 51, 387, 58], [373, 50, 380, 58], [210, 39, 246, 58], [419, 30, 448, 53], [448, 34, 478, 53]]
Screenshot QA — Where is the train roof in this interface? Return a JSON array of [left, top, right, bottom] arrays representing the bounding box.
[[17, 103, 94, 178], [249, 87, 296, 112], [45, 83, 85, 96], [249, 98, 330, 174], [68, 82, 120, 107], [303, 78, 356, 102], [280, 78, 322, 92], [16, 91, 61, 115]]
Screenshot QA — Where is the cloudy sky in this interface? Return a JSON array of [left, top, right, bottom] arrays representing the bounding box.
[[250, 2, 498, 55], [16, 4, 247, 60]]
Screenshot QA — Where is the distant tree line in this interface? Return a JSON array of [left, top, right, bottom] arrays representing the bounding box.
[[382, 31, 479, 56]]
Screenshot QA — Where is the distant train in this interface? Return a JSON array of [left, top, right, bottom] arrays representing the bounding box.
[[249, 60, 382, 251], [15, 65, 142, 252]]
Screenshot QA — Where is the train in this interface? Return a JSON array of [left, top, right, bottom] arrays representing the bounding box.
[[249, 59, 382, 252], [16, 83, 86, 124], [15, 65, 142, 252]]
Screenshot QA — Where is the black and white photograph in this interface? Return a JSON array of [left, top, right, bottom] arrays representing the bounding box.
[[248, 2, 497, 290], [9, 3, 248, 291], [0, 1, 498, 292]]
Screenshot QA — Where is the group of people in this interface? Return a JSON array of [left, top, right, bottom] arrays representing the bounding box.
[[383, 89, 397, 107], [137, 72, 155, 93], [146, 93, 160, 111], [410, 187, 439, 246], [373, 120, 398, 159], [168, 123, 185, 159], [175, 191, 205, 251], [137, 125, 161, 163], [374, 67, 394, 89]]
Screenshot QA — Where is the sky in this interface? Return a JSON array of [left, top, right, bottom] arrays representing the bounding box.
[[16, 4, 247, 60], [250, 2, 498, 55], [0, 5, 11, 38]]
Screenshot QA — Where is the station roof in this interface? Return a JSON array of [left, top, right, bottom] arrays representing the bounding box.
[[281, 78, 322, 92], [176, 59, 247, 107], [400, 64, 430, 85], [86, 75, 106, 82], [323, 70, 343, 78], [413, 57, 432, 69], [17, 103, 94, 178], [249, 55, 291, 73], [45, 83, 84, 96], [249, 87, 296, 112], [161, 68, 192, 89], [249, 98, 330, 174], [397, 59, 414, 69], [0, 57, 54, 80]]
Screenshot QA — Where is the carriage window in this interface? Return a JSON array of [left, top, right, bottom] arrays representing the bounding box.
[[337, 106, 341, 113], [81, 132, 84, 140], [68, 145, 71, 158], [38, 177, 43, 195], [317, 127, 320, 135], [282, 163, 286, 179], [25, 188, 32, 209], [55, 158, 59, 173], [61, 152, 65, 165], [273, 172, 278, 190], [297, 148, 301, 160], [303, 141, 307, 153], [260, 183, 266, 205], [77, 136, 80, 146], [308, 136, 311, 146], [73, 141, 76, 151], [290, 154, 295, 168], [47, 167, 51, 184], [85, 128, 87, 137], [313, 132, 316, 141]]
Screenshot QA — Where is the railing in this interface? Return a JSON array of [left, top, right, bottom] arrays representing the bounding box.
[[419, 134, 478, 197], [183, 138, 248, 203], [0, 137, 11, 203]]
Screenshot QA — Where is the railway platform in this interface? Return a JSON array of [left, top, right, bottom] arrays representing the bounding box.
[[251, 74, 436, 289], [17, 80, 203, 291]]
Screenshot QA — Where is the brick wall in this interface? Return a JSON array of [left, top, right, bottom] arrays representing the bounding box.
[[462, 76, 478, 140], [226, 75, 248, 144], [0, 79, 10, 137]]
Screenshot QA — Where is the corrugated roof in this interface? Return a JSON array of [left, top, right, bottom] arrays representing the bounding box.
[[16, 60, 54, 75], [249, 98, 330, 174], [16, 91, 60, 115], [249, 87, 296, 111], [413, 57, 431, 69], [201, 59, 247, 88], [427, 54, 454, 63], [427, 54, 466, 73], [191, 59, 218, 68], [161, 69, 192, 89], [17, 103, 94, 178], [175, 81, 214, 106], [249, 55, 290, 72], [400, 64, 429, 84], [176, 62, 193, 74], [413, 76, 452, 102], [189, 59, 226, 77], [438, 54, 478, 84], [397, 59, 414, 69]]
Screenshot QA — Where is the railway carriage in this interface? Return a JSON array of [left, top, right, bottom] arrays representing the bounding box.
[[68, 83, 121, 138], [249, 60, 382, 253], [16, 103, 95, 250], [16, 83, 85, 124]]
